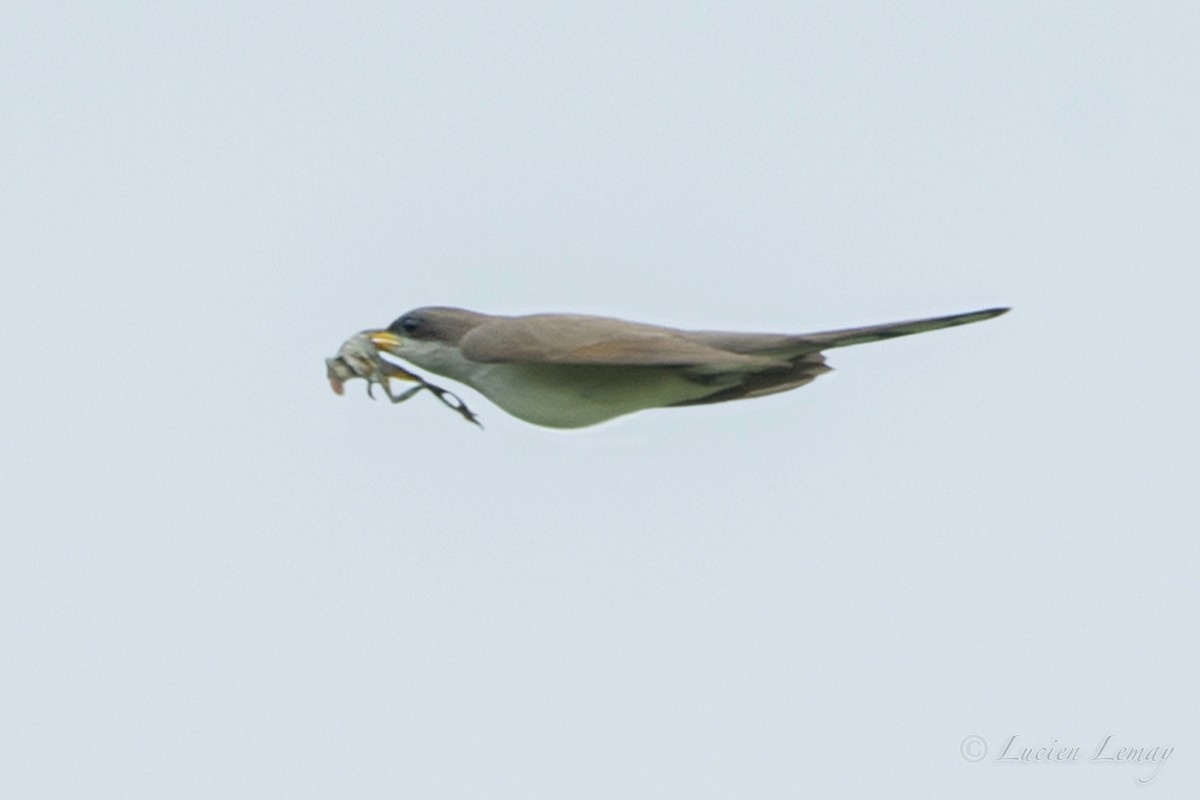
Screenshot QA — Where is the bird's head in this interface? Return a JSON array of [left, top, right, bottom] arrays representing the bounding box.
[[361, 307, 492, 371]]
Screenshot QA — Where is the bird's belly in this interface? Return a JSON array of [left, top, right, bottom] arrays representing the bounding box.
[[463, 364, 722, 428]]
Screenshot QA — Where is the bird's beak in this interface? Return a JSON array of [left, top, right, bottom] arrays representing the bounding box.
[[367, 330, 405, 355]]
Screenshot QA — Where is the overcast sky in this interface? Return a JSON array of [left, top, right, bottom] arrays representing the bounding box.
[[3, 2, 1197, 797]]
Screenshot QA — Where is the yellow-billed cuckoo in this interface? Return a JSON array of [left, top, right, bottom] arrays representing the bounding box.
[[333, 305, 1008, 428]]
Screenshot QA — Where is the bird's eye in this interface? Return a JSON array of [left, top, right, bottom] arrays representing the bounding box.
[[395, 314, 421, 334]]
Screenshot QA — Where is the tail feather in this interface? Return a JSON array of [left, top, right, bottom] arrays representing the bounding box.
[[797, 307, 1010, 351], [673, 307, 1008, 408], [687, 307, 1009, 357]]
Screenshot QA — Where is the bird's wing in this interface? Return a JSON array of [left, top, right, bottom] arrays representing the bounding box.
[[688, 308, 1010, 357], [459, 314, 787, 368]]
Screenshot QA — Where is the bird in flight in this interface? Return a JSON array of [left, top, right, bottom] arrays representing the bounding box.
[[327, 306, 1008, 429]]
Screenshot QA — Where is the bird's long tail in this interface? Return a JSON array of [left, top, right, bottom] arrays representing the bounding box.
[[797, 307, 1009, 350], [672, 307, 1007, 407]]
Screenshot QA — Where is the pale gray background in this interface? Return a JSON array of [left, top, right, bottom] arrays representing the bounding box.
[[3, 2, 1197, 797]]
